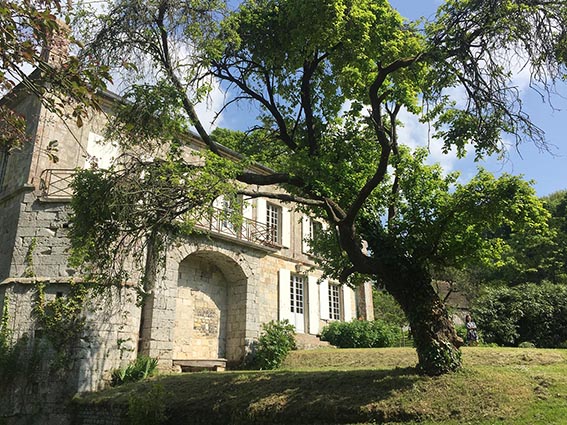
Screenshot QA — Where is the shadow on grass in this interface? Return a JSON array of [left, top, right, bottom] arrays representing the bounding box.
[[144, 367, 422, 424]]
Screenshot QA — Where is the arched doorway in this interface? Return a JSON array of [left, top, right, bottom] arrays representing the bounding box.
[[173, 251, 247, 362]]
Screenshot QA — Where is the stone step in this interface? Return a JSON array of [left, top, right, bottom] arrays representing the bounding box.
[[294, 333, 333, 350]]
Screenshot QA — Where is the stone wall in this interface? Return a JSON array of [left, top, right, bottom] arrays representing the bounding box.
[[0, 189, 25, 281], [0, 281, 140, 425], [72, 405, 125, 425], [4, 191, 74, 279], [0, 94, 41, 196], [174, 256, 230, 360]]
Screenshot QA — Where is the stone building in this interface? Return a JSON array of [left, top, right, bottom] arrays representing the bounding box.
[[0, 72, 374, 400]]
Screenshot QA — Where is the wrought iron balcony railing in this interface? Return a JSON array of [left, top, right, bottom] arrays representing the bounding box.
[[39, 168, 75, 200], [39, 169, 279, 249], [194, 207, 281, 249]]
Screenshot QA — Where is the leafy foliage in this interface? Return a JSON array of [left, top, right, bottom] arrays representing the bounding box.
[[1, 299, 43, 388], [372, 289, 407, 328], [416, 339, 462, 376], [78, 0, 567, 375], [253, 320, 296, 370], [472, 282, 567, 348], [32, 281, 88, 369], [320, 319, 398, 348], [111, 355, 159, 387], [69, 152, 241, 288], [0, 0, 110, 150]]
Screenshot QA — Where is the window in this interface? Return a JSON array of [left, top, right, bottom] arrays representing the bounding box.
[[310, 219, 323, 242], [329, 284, 341, 320], [290, 274, 305, 314], [266, 203, 282, 245], [303, 216, 324, 254], [220, 197, 235, 231]]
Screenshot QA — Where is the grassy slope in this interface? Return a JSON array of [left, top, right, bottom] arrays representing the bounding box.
[[75, 347, 567, 424]]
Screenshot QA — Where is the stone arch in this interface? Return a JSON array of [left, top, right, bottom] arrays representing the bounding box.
[[168, 241, 255, 281], [172, 248, 249, 363]]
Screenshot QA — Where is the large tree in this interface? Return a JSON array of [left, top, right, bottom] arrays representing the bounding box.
[[75, 0, 567, 375]]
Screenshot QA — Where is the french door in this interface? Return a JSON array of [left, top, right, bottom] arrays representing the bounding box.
[[290, 274, 305, 333]]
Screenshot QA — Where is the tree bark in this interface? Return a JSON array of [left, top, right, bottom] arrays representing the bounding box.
[[380, 261, 463, 375]]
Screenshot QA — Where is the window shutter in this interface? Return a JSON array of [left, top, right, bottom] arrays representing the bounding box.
[[308, 276, 319, 334], [319, 279, 329, 320], [256, 198, 267, 224], [278, 269, 291, 322], [302, 216, 311, 253], [242, 198, 253, 220], [343, 286, 354, 321], [281, 206, 291, 248]]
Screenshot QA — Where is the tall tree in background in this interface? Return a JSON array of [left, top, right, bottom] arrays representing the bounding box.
[[460, 189, 567, 288], [75, 0, 567, 375]]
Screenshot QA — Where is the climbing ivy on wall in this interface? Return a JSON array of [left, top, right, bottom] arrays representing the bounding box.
[[32, 281, 89, 368], [0, 295, 11, 351]]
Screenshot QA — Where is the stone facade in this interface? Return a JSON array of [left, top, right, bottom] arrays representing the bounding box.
[[0, 82, 374, 423]]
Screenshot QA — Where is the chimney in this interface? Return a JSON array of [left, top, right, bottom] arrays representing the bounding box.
[[40, 20, 70, 68]]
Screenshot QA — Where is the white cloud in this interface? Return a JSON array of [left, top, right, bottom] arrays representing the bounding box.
[[397, 107, 466, 173], [193, 79, 227, 133]]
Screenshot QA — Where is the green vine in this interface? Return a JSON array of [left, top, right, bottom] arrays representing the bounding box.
[[0, 295, 41, 387], [417, 339, 462, 376], [0, 295, 11, 351], [32, 281, 89, 369], [23, 237, 37, 278]]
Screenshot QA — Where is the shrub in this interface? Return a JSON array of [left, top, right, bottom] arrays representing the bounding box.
[[472, 282, 567, 348], [320, 319, 398, 348], [518, 341, 536, 348], [111, 355, 158, 386], [253, 320, 296, 370], [373, 289, 407, 327]]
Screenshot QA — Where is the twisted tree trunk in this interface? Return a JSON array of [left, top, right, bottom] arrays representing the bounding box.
[[381, 262, 463, 375]]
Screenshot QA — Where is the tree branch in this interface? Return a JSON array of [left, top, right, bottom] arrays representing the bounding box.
[[211, 58, 297, 150], [238, 189, 324, 206], [155, 1, 221, 155], [236, 171, 304, 187]]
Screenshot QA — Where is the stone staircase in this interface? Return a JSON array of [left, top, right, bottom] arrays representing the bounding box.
[[294, 333, 333, 350]]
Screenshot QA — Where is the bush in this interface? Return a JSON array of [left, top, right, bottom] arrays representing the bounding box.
[[472, 282, 567, 348], [111, 355, 158, 386], [373, 290, 407, 327], [320, 319, 398, 348], [518, 341, 536, 348], [253, 320, 296, 370]]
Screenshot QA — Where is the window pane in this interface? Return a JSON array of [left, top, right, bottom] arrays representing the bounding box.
[[310, 220, 323, 241], [329, 285, 340, 320], [290, 274, 304, 314], [266, 203, 281, 244]]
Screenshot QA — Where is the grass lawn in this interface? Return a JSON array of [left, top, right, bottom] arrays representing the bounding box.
[[75, 347, 567, 424]]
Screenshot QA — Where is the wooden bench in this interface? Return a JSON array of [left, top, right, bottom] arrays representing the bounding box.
[[173, 359, 227, 372]]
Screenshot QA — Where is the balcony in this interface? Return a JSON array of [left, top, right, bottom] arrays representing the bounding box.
[[39, 169, 279, 249], [194, 207, 281, 250], [39, 168, 75, 200]]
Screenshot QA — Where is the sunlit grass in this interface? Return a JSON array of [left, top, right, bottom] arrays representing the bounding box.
[[75, 347, 567, 424]]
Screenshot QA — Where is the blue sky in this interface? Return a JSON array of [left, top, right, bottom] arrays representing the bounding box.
[[7, 1, 565, 197], [214, 0, 567, 198], [388, 0, 567, 197]]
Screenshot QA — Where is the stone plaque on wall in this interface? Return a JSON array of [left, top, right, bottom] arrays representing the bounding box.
[[194, 307, 219, 336]]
